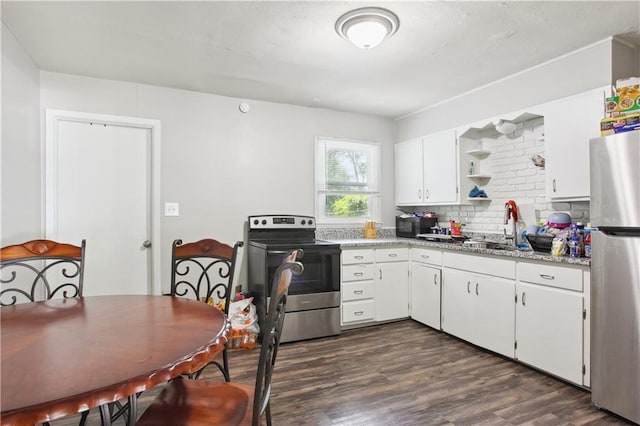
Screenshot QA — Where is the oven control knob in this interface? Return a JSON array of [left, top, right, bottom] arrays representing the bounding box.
[[262, 219, 267, 225], [309, 220, 313, 225], [301, 220, 306, 225], [253, 219, 259, 225]]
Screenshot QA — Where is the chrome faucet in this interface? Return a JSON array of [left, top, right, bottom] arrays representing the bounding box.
[[504, 200, 518, 247]]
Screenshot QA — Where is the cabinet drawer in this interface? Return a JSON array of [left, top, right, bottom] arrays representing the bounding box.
[[375, 247, 409, 263], [443, 251, 515, 279], [411, 248, 442, 266], [342, 264, 375, 282], [518, 261, 583, 292], [342, 281, 375, 302], [342, 300, 375, 323], [342, 249, 374, 265]]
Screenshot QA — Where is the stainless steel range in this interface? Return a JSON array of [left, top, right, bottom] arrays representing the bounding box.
[[247, 214, 341, 343]]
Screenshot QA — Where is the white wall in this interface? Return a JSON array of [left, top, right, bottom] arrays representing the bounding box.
[[1, 22, 41, 245], [396, 38, 616, 142], [39, 71, 395, 290]]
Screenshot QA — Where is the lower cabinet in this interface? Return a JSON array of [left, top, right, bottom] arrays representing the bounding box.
[[341, 247, 409, 327], [410, 248, 442, 329], [375, 248, 409, 322], [442, 266, 515, 358], [515, 261, 587, 385]]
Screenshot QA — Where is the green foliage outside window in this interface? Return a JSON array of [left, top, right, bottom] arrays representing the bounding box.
[[325, 148, 369, 217]]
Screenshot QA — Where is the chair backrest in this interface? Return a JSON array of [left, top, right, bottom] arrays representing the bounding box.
[[252, 249, 304, 425], [170, 238, 243, 314], [0, 239, 86, 306]]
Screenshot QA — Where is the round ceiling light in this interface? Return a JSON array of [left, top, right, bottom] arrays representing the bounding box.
[[335, 7, 399, 49]]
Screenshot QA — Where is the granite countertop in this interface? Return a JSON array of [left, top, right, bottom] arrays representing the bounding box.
[[328, 238, 591, 266]]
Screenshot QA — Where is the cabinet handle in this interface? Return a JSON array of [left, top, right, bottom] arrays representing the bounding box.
[[425, 188, 430, 199], [354, 311, 364, 316], [552, 178, 557, 193], [475, 282, 479, 296], [354, 290, 364, 295], [467, 281, 471, 293], [539, 273, 555, 280], [354, 272, 363, 277], [354, 255, 364, 260], [421, 254, 430, 259], [418, 189, 422, 199], [379, 270, 383, 280], [433, 274, 438, 286], [388, 253, 398, 258], [522, 292, 526, 306]]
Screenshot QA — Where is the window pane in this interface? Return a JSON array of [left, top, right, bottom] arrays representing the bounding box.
[[326, 149, 369, 191], [325, 194, 369, 217]]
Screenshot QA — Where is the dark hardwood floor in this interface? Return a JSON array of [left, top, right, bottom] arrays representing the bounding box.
[[52, 320, 630, 425]]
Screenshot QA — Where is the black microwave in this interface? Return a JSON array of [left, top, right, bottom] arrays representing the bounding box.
[[395, 216, 438, 238]]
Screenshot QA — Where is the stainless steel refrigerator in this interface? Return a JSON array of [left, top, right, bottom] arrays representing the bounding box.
[[589, 132, 640, 424]]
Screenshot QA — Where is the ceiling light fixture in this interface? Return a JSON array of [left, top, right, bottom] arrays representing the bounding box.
[[335, 7, 399, 49]]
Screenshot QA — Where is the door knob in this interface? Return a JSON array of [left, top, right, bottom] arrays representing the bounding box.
[[142, 240, 152, 248]]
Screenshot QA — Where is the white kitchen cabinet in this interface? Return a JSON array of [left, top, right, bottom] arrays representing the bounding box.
[[515, 261, 586, 386], [395, 139, 424, 205], [542, 86, 609, 201], [341, 247, 409, 327], [395, 129, 458, 206], [442, 252, 516, 358], [341, 249, 376, 326], [410, 248, 442, 329], [375, 248, 409, 322]]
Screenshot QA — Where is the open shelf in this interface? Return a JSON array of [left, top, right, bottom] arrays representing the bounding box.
[[465, 149, 491, 158], [467, 197, 491, 201], [466, 174, 492, 179]]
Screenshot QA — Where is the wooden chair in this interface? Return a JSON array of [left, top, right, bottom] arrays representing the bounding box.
[[171, 238, 244, 381], [0, 239, 86, 306], [136, 249, 303, 426]]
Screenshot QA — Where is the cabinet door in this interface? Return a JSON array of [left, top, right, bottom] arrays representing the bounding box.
[[441, 268, 474, 342], [410, 263, 441, 329], [473, 275, 515, 358], [515, 281, 584, 384], [544, 87, 607, 200], [423, 129, 458, 203], [375, 262, 409, 322], [395, 139, 424, 205]]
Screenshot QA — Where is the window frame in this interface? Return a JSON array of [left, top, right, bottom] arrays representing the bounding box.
[[314, 136, 382, 226]]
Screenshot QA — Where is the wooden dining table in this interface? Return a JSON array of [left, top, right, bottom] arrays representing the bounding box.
[[0, 295, 230, 425]]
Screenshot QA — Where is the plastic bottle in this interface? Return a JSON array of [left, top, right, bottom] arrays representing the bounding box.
[[584, 222, 594, 258], [469, 160, 475, 175], [569, 224, 581, 258]]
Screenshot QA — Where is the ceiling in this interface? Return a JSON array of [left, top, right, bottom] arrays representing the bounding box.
[[2, 1, 639, 119]]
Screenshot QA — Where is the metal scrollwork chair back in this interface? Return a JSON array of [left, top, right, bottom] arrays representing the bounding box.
[[0, 239, 86, 307], [171, 238, 244, 381], [136, 249, 303, 426]]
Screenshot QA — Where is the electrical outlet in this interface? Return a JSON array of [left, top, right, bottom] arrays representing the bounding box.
[[164, 202, 179, 217]]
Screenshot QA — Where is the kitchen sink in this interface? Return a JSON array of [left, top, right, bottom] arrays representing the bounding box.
[[463, 240, 518, 251]]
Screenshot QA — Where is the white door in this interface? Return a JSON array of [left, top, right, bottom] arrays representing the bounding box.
[[46, 111, 160, 295]]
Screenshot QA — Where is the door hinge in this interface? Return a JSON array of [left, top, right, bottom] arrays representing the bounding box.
[[583, 309, 587, 319]]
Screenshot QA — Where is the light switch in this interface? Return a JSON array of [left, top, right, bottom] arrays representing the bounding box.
[[164, 202, 179, 217]]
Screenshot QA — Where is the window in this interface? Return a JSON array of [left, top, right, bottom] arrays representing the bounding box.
[[315, 137, 381, 225]]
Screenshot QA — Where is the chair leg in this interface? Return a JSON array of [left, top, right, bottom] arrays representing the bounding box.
[[126, 393, 138, 425], [79, 410, 89, 426], [99, 404, 112, 426], [222, 347, 231, 382], [266, 402, 272, 426]]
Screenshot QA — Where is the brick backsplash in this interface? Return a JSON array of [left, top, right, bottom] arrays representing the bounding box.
[[399, 118, 591, 234]]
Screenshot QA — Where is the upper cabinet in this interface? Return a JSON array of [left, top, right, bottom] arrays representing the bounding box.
[[541, 86, 610, 201], [396, 129, 458, 206]]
